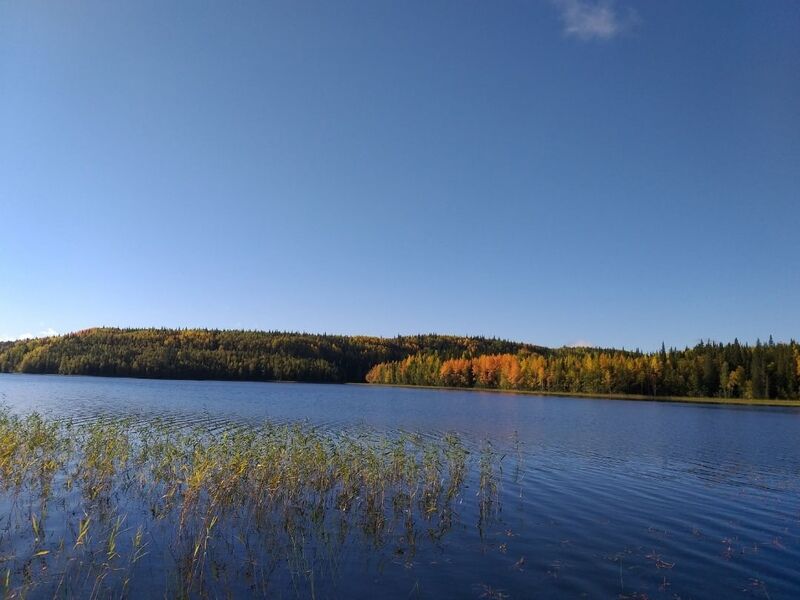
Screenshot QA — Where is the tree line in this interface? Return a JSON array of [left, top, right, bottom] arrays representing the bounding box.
[[365, 338, 800, 400], [0, 328, 542, 383], [2, 329, 797, 399]]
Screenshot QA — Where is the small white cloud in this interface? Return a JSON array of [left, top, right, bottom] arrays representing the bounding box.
[[551, 0, 633, 41], [567, 339, 594, 348], [0, 328, 59, 342]]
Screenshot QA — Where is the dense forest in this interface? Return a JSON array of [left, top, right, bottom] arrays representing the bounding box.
[[0, 328, 541, 383], [366, 338, 800, 400], [2, 329, 798, 400]]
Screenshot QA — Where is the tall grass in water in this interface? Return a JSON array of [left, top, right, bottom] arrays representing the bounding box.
[[0, 408, 499, 598]]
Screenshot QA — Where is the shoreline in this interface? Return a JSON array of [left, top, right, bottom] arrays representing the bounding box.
[[1, 371, 798, 408], [350, 382, 800, 408]]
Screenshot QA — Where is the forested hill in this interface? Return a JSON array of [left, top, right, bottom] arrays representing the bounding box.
[[2, 329, 797, 400], [366, 339, 800, 400], [0, 328, 544, 383]]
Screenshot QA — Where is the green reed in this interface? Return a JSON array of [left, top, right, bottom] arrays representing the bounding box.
[[0, 408, 497, 598]]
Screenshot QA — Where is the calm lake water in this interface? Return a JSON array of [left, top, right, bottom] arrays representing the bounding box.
[[1, 373, 799, 599]]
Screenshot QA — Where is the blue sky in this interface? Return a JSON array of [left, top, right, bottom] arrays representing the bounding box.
[[1, 1, 798, 350]]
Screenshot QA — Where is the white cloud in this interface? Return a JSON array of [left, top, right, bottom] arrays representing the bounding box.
[[567, 339, 594, 348], [0, 328, 59, 342], [551, 0, 633, 41]]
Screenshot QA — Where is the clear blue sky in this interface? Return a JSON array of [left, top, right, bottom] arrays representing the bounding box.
[[1, 1, 798, 350]]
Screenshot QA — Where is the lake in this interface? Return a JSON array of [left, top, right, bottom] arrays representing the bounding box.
[[1, 373, 798, 598]]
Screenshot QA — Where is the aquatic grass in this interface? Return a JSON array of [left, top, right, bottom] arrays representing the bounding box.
[[477, 441, 503, 539], [72, 416, 133, 502], [0, 407, 500, 597], [0, 411, 68, 496]]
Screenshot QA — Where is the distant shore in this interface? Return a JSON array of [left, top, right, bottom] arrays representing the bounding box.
[[3, 328, 798, 403], [353, 382, 800, 408], [2, 371, 798, 407], [3, 373, 800, 408]]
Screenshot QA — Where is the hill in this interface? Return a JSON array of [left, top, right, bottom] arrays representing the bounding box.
[[0, 327, 543, 383], [1, 328, 797, 400]]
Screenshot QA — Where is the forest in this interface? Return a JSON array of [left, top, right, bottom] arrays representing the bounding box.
[[2, 329, 798, 400], [366, 338, 800, 400], [0, 328, 541, 383]]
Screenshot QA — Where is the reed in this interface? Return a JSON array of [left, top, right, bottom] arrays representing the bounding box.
[[0, 408, 497, 597]]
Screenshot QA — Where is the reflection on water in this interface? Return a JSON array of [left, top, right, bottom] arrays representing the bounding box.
[[0, 373, 799, 598]]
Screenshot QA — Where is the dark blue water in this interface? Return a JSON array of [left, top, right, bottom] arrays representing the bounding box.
[[1, 373, 798, 598]]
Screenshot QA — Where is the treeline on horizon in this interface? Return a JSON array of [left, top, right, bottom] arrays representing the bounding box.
[[0, 328, 542, 383], [365, 338, 800, 400], [1, 328, 797, 400]]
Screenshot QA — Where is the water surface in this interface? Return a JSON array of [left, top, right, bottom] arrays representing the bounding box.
[[1, 373, 798, 598]]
